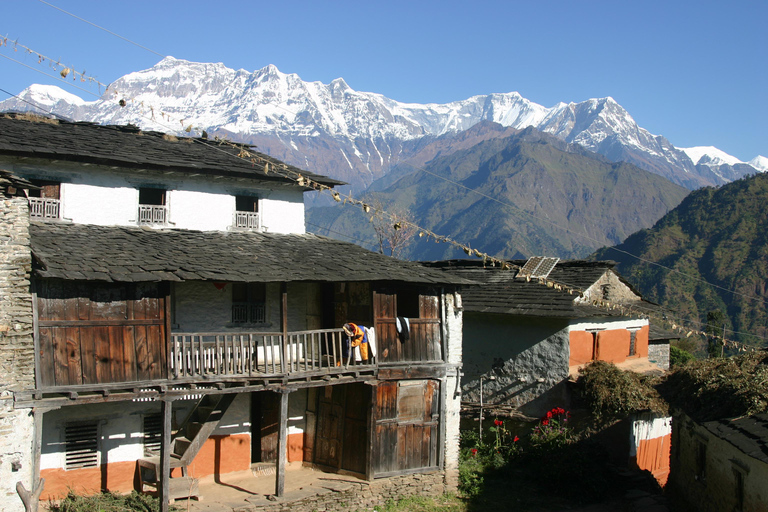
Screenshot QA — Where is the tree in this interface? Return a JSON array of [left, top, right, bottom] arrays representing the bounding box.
[[706, 310, 726, 358], [367, 196, 417, 259]]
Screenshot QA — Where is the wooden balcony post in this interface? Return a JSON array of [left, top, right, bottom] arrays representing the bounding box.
[[159, 397, 173, 512], [275, 389, 289, 497], [281, 283, 288, 374]]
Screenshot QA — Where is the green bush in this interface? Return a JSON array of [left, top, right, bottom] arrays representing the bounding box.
[[670, 345, 695, 366]]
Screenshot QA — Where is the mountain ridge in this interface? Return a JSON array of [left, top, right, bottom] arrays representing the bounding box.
[[1, 57, 763, 196]]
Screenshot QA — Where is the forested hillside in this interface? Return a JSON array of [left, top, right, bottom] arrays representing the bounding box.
[[310, 127, 688, 261], [592, 172, 768, 348]]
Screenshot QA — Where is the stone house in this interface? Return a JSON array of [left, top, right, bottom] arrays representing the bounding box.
[[0, 114, 466, 511], [670, 412, 768, 512], [426, 258, 673, 483]]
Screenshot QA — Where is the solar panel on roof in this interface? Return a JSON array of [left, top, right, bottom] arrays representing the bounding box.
[[517, 256, 560, 279]]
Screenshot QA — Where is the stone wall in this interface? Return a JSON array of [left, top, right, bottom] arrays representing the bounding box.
[[461, 313, 571, 418], [0, 194, 37, 512], [669, 413, 768, 512], [243, 471, 448, 512], [648, 342, 670, 370]]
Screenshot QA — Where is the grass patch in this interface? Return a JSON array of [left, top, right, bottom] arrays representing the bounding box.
[[375, 493, 466, 512], [48, 491, 172, 512]]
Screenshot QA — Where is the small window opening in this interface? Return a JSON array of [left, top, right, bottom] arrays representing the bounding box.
[[396, 290, 420, 318], [143, 414, 162, 457], [65, 422, 99, 470], [138, 188, 167, 224], [734, 469, 745, 511], [234, 196, 260, 230], [232, 282, 267, 324], [28, 180, 61, 219], [696, 440, 707, 482]]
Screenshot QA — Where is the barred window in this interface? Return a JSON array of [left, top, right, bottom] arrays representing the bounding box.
[[65, 422, 99, 470]]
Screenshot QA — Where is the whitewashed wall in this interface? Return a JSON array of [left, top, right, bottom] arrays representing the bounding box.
[[442, 292, 462, 489], [40, 395, 250, 471], [5, 161, 307, 234], [174, 281, 315, 333]]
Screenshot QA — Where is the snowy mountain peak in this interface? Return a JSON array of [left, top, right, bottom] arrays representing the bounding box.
[[680, 146, 742, 167], [748, 155, 768, 172], [0, 57, 759, 191]]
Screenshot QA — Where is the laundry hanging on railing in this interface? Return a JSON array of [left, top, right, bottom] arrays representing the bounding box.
[[396, 316, 410, 343]]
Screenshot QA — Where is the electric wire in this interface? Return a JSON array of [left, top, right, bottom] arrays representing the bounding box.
[[36, 0, 165, 57], [1, 32, 765, 348]]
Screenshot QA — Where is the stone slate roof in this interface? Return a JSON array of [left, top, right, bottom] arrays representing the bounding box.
[[703, 413, 768, 464], [0, 169, 39, 192], [29, 222, 469, 285], [425, 259, 644, 318], [0, 114, 343, 187]]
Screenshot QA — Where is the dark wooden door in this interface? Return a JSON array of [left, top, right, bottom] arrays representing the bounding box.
[[252, 391, 280, 463], [341, 383, 369, 474], [314, 385, 345, 469]]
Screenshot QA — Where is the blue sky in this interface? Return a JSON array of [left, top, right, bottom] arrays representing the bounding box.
[[1, 0, 765, 161]]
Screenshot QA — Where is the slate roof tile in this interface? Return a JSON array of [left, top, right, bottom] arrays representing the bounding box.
[[703, 414, 768, 463], [424, 259, 647, 318], [0, 114, 343, 188], [29, 222, 470, 286]]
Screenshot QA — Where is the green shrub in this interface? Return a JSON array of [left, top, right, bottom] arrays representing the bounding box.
[[670, 345, 695, 366], [49, 491, 167, 512]]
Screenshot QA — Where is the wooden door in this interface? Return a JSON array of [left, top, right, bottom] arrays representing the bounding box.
[[341, 383, 369, 474], [314, 385, 345, 469], [252, 391, 280, 463]]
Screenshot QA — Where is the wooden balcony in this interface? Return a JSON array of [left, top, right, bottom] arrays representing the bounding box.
[[29, 197, 60, 219], [170, 328, 371, 380]]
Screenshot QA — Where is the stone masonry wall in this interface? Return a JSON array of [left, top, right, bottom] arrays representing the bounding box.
[[648, 342, 670, 370], [0, 195, 37, 512], [241, 472, 448, 512]]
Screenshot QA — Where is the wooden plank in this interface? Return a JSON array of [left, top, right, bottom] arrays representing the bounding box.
[[32, 291, 42, 388], [51, 328, 70, 386], [134, 325, 149, 381], [38, 319, 164, 327], [65, 327, 83, 385], [276, 391, 289, 497], [122, 325, 138, 382], [108, 325, 126, 383], [93, 326, 112, 384]]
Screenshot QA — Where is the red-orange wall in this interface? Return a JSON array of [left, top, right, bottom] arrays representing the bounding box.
[[635, 325, 649, 358], [569, 331, 594, 365], [596, 329, 631, 363], [631, 432, 671, 487], [40, 434, 251, 501]]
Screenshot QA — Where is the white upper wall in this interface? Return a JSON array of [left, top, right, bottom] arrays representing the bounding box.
[[5, 159, 307, 234]]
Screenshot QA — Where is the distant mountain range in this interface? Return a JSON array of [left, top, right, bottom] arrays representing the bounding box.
[[592, 172, 768, 348], [1, 57, 764, 198], [309, 124, 689, 260]]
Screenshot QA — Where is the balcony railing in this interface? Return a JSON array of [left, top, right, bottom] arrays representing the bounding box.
[[138, 205, 167, 225], [234, 211, 260, 230], [29, 197, 60, 219], [170, 328, 372, 379]]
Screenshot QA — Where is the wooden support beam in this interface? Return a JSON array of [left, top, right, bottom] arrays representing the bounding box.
[[159, 398, 173, 512], [32, 408, 44, 486], [275, 390, 289, 497]]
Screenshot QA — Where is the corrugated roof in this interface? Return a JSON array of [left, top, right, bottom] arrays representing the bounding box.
[[30, 221, 469, 285], [0, 114, 343, 188]]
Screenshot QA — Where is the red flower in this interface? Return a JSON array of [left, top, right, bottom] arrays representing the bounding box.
[[546, 411, 553, 419], [494, 419, 503, 427], [471, 448, 478, 456], [542, 419, 549, 426], [513, 436, 520, 442]]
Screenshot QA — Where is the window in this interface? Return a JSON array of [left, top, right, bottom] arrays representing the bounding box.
[[28, 180, 60, 220], [734, 469, 745, 511], [696, 440, 707, 482], [232, 282, 266, 324], [143, 414, 162, 457], [64, 421, 99, 470], [138, 187, 167, 225], [234, 195, 260, 230]]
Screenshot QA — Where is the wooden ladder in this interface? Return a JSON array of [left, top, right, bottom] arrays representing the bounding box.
[[138, 394, 237, 501]]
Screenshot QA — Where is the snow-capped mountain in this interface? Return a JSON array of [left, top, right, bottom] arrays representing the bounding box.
[[1, 57, 763, 192]]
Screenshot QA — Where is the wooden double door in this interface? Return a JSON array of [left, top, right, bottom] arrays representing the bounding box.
[[313, 383, 369, 474]]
